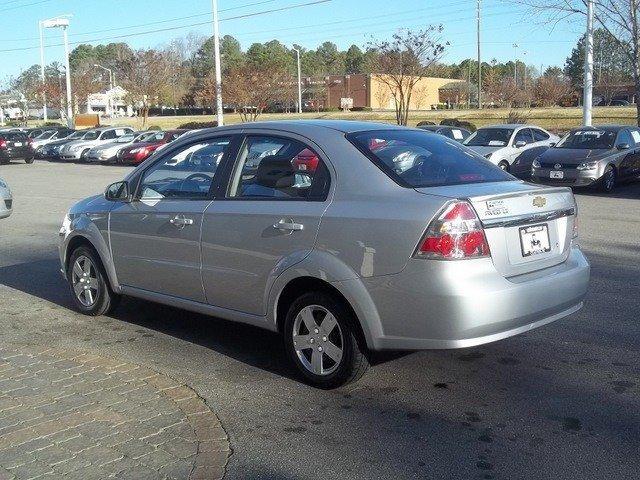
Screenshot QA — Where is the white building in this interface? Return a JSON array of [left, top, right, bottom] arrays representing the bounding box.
[[87, 86, 133, 117]]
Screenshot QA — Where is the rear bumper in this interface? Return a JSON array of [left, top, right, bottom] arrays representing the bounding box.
[[358, 245, 590, 350]]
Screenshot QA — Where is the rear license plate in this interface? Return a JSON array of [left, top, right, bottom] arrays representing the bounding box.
[[550, 170, 564, 179], [519, 224, 551, 257], [13, 142, 22, 147]]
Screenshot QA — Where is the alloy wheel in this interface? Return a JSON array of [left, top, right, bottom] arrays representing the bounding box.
[[292, 305, 344, 376], [71, 255, 99, 307]]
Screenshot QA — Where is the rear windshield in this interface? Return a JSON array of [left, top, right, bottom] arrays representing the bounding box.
[[347, 129, 513, 188], [464, 128, 514, 147], [555, 130, 616, 149], [0, 132, 27, 140]]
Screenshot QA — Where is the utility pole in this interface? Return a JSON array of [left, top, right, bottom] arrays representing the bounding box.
[[583, 0, 594, 126], [293, 47, 302, 114], [477, 0, 481, 109], [42, 17, 73, 128], [38, 21, 48, 122], [513, 43, 519, 85], [211, 0, 224, 126], [467, 59, 471, 109]]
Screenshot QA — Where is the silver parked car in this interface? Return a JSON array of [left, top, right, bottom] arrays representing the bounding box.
[[59, 121, 590, 388], [85, 131, 158, 163], [464, 124, 559, 173], [0, 176, 13, 219], [59, 127, 133, 161]]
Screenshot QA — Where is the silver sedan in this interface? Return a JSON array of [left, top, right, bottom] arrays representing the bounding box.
[[0, 176, 12, 219], [59, 121, 590, 388]]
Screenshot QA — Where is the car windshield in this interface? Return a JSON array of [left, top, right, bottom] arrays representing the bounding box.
[[116, 134, 135, 143], [348, 130, 513, 188], [36, 131, 56, 140], [464, 128, 514, 147], [82, 131, 100, 140], [66, 131, 83, 139], [555, 130, 616, 149]]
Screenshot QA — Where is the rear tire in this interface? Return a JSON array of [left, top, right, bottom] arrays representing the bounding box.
[[498, 160, 510, 171], [600, 165, 616, 193], [284, 291, 369, 389], [67, 246, 119, 316], [25, 157, 34, 164]]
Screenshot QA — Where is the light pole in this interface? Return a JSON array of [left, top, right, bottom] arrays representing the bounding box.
[[211, 0, 224, 126], [292, 47, 302, 114], [42, 17, 73, 128], [38, 20, 48, 122], [94, 64, 114, 116], [477, 0, 481, 109], [583, 0, 594, 126], [512, 43, 519, 85]]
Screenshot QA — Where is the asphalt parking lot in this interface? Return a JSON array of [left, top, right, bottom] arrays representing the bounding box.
[[0, 161, 639, 480]]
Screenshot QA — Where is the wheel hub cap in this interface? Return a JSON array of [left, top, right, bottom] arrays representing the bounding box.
[[292, 305, 344, 376], [71, 256, 99, 307]]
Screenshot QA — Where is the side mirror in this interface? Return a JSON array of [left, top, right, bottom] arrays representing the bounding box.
[[548, 142, 556, 147], [617, 143, 630, 150], [515, 140, 527, 148], [105, 181, 131, 202]]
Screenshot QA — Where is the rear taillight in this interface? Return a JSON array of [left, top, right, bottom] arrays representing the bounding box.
[[0, 140, 6, 149], [415, 200, 490, 260]]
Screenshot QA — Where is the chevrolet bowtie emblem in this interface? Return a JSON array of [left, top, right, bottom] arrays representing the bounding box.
[[532, 196, 547, 208]]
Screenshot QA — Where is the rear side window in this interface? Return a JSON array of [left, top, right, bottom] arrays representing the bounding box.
[[616, 129, 634, 147], [532, 129, 550, 142], [228, 135, 330, 200], [514, 129, 534, 145], [347, 129, 513, 188]]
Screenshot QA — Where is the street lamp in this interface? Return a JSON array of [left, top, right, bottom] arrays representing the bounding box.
[[94, 64, 114, 116], [41, 16, 73, 128], [512, 43, 519, 85], [292, 47, 302, 114], [211, 0, 224, 126]]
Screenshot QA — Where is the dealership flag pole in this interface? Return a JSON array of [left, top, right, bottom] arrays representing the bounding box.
[[212, 0, 224, 126], [583, 0, 594, 126]]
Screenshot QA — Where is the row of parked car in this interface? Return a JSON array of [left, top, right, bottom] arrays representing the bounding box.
[[419, 122, 640, 193], [0, 125, 189, 166]]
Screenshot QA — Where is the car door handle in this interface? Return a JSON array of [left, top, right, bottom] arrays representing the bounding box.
[[170, 215, 194, 228], [273, 219, 304, 232]]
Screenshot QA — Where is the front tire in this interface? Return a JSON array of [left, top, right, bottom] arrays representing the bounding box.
[[498, 160, 510, 171], [600, 165, 616, 193], [25, 156, 34, 164], [284, 291, 369, 389], [67, 246, 119, 316]]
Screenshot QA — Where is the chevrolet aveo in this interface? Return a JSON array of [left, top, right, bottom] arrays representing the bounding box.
[[59, 121, 590, 388]]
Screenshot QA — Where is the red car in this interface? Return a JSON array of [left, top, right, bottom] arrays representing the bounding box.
[[116, 129, 187, 165]]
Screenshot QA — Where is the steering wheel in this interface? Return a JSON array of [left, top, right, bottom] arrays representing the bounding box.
[[184, 173, 212, 183], [179, 173, 212, 193]]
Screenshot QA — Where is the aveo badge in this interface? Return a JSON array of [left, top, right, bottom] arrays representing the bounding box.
[[485, 199, 509, 216], [532, 196, 547, 208]]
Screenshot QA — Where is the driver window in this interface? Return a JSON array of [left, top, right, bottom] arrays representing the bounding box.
[[616, 130, 633, 147], [139, 136, 231, 200]]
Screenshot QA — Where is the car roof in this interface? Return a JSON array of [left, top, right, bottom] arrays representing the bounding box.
[[211, 119, 405, 135], [481, 124, 542, 129], [570, 125, 631, 132]]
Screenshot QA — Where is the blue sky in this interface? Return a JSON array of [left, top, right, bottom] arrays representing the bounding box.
[[1, 0, 584, 81]]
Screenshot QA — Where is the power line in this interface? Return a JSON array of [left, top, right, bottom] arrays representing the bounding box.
[[0, 0, 50, 12], [0, 0, 332, 53]]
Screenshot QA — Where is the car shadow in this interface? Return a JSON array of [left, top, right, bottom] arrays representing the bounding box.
[[573, 180, 640, 200]]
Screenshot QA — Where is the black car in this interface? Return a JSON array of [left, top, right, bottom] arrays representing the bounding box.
[[0, 132, 33, 164], [417, 125, 471, 143], [531, 125, 640, 192]]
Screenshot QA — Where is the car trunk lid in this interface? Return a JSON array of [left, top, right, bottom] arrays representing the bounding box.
[[415, 181, 576, 277]]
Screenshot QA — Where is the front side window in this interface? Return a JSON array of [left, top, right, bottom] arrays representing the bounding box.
[[616, 129, 634, 147], [348, 129, 513, 188], [463, 128, 514, 147], [100, 130, 117, 140], [556, 130, 616, 149], [138, 137, 231, 200], [83, 131, 100, 141], [228, 136, 329, 200]]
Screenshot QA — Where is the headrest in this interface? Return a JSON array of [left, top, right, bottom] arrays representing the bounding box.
[[256, 156, 295, 189]]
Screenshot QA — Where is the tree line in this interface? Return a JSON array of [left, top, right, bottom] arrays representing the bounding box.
[[3, 24, 635, 125]]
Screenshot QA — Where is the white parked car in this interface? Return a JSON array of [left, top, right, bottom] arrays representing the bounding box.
[[30, 128, 75, 150], [0, 177, 12, 219], [463, 124, 559, 172], [85, 131, 158, 163], [59, 127, 134, 161]]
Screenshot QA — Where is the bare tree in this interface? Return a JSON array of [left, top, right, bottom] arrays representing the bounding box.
[[534, 75, 575, 106], [368, 27, 447, 125], [118, 49, 172, 126], [520, 0, 640, 124]]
